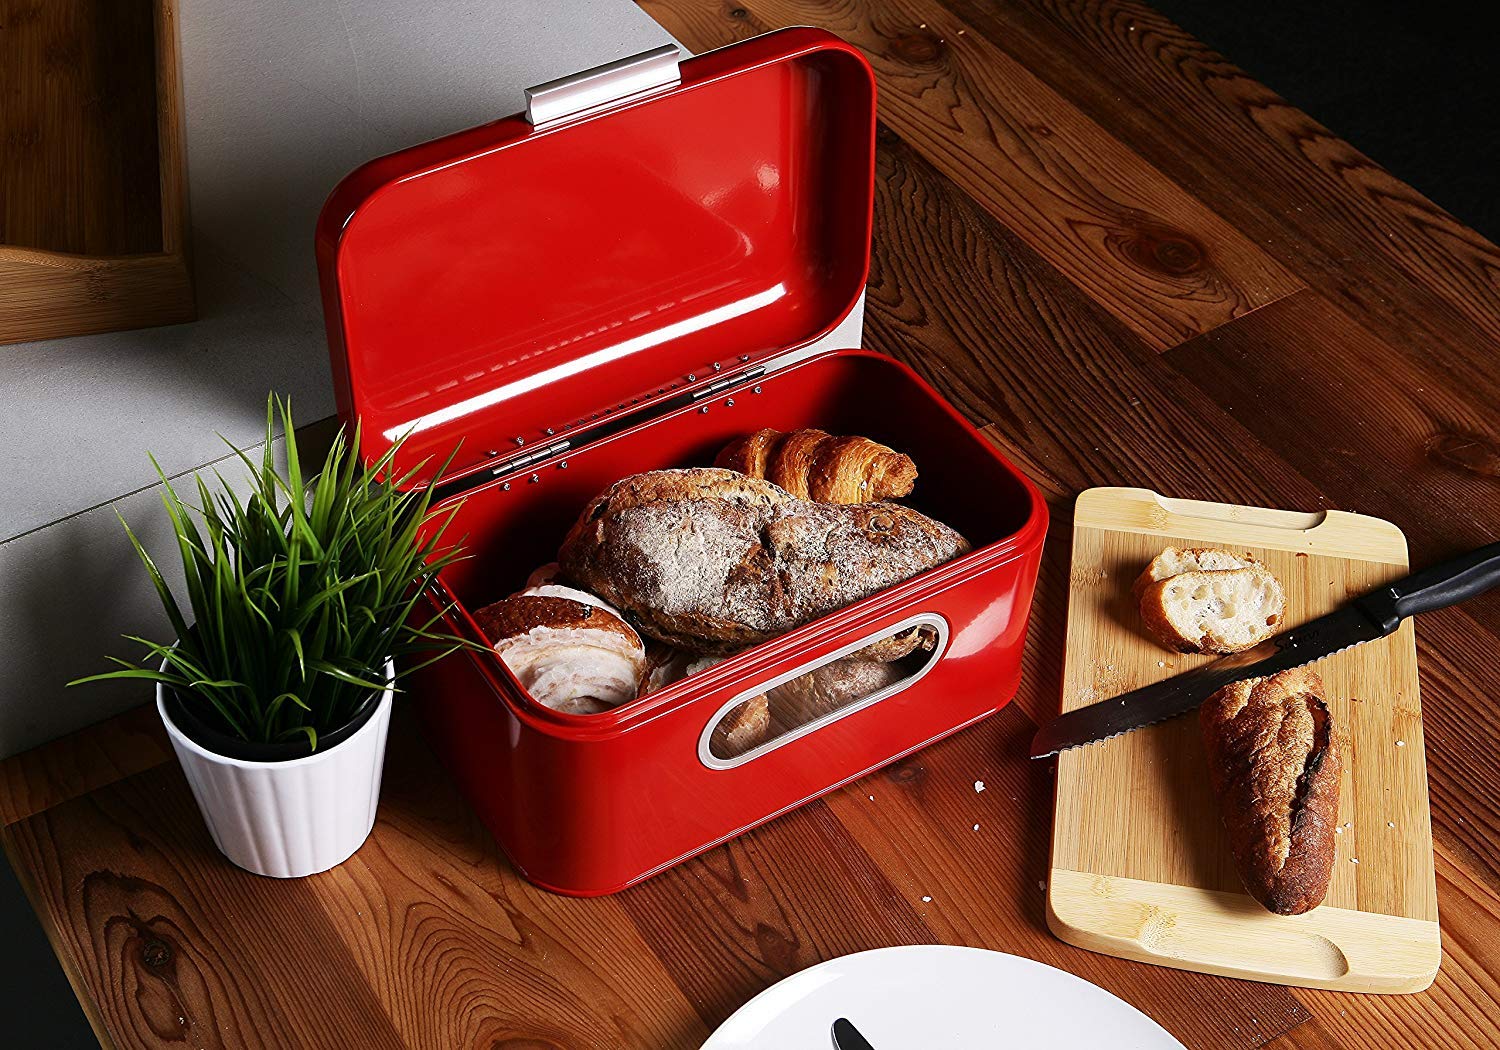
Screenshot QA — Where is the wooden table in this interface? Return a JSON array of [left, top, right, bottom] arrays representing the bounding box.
[[5, 1, 1498, 1046]]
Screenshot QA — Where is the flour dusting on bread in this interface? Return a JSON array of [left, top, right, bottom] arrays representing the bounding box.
[[559, 468, 968, 653]]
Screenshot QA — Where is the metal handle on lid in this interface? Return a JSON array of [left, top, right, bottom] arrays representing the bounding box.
[[525, 43, 683, 126]]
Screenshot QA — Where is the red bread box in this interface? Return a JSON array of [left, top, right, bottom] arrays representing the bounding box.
[[316, 27, 1047, 896]]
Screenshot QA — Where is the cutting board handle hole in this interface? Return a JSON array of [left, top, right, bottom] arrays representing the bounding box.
[[1153, 492, 1329, 533]]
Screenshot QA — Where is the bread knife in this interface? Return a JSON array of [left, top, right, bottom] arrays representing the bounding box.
[[1030, 541, 1500, 759]]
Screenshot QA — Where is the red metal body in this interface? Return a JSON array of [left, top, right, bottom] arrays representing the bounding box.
[[316, 28, 1048, 896]]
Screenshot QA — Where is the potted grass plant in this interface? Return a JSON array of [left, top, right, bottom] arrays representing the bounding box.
[[73, 396, 478, 878]]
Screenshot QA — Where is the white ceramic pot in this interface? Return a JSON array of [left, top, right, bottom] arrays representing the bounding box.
[[156, 661, 394, 878]]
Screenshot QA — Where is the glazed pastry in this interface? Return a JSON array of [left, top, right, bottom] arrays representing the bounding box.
[[1200, 667, 1341, 915], [715, 428, 918, 504], [475, 593, 645, 715], [714, 428, 780, 484], [763, 428, 831, 499], [558, 468, 969, 653]]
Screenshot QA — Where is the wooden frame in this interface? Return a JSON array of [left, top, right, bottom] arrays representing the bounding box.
[[0, 0, 194, 345]]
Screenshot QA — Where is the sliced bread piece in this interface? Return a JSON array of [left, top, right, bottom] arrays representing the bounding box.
[[1131, 545, 1259, 601], [1138, 564, 1285, 653]]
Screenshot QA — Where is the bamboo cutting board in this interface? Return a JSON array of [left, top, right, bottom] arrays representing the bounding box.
[[1047, 487, 1440, 993]]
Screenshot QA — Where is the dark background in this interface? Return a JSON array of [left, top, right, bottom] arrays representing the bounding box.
[[1151, 0, 1499, 242], [3, 3, 1497, 1046]]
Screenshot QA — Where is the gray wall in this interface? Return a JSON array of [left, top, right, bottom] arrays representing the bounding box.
[[0, 1, 681, 758]]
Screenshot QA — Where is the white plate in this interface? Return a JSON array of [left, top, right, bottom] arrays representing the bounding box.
[[702, 945, 1186, 1049]]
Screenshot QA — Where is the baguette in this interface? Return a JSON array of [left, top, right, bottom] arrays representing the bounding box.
[[850, 624, 935, 663], [685, 656, 772, 758], [1200, 667, 1341, 915]]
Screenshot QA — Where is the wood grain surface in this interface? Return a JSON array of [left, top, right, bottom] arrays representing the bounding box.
[[3, 0, 1498, 1046], [0, 0, 194, 344]]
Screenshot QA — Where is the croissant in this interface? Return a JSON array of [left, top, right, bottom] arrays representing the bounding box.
[[715, 428, 918, 504]]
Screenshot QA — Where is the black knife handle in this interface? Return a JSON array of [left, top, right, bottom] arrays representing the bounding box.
[[1355, 541, 1500, 634]]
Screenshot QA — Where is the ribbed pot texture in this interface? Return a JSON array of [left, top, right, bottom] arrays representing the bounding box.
[[156, 662, 394, 878]]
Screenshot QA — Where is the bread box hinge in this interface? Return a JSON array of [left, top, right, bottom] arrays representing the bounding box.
[[690, 364, 766, 401], [430, 363, 768, 504], [489, 439, 573, 478]]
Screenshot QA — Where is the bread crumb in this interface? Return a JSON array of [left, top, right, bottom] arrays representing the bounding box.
[[868, 795, 875, 801], [1157, 660, 1165, 668], [974, 780, 985, 792], [1335, 827, 1344, 834], [1351, 858, 1360, 864], [921, 895, 932, 902], [1387, 821, 1395, 828], [972, 823, 980, 831], [1396, 739, 1406, 747], [1037, 880, 1046, 892], [1344, 821, 1352, 828]]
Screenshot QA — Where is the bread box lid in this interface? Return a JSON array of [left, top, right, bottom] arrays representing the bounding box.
[[316, 27, 876, 488]]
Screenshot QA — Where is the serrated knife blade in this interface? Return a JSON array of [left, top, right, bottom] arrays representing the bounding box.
[[1028, 605, 1385, 760], [1030, 540, 1500, 759]]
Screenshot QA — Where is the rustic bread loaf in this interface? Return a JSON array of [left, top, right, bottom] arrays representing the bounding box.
[[558, 469, 969, 653], [768, 657, 905, 731], [709, 694, 772, 758], [852, 624, 937, 663], [1135, 546, 1284, 654], [475, 593, 645, 715], [1200, 667, 1341, 915], [683, 655, 771, 758], [635, 646, 770, 757], [715, 428, 918, 504]]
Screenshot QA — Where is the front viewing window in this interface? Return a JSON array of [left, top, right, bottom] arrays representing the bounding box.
[[701, 615, 949, 767]]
